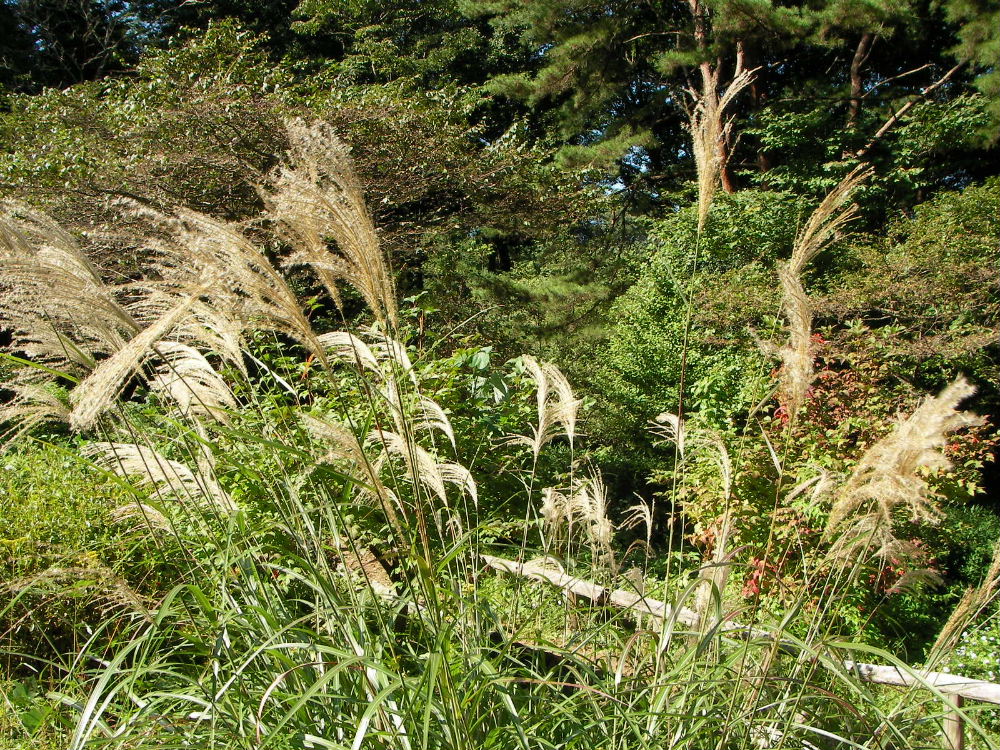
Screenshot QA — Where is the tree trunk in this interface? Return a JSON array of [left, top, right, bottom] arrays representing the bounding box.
[[847, 32, 875, 130]]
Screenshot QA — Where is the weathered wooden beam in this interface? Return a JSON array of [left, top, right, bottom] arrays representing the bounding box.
[[479, 553, 701, 627], [845, 662, 1000, 706], [945, 695, 965, 750], [482, 553, 1000, 709]]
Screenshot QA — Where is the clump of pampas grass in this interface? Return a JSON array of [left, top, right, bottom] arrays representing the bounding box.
[[1, 118, 403, 439]]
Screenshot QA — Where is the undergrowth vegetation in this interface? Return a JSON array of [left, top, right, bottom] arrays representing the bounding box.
[[1, 113, 998, 750]]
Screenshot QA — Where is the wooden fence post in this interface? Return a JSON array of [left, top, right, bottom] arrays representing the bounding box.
[[944, 694, 964, 750]]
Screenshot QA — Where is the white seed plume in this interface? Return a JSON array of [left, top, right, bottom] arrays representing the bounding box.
[[0, 380, 71, 448], [263, 119, 398, 327], [370, 429, 477, 508], [768, 166, 871, 418], [84, 441, 236, 512], [149, 341, 237, 424], [508, 356, 582, 458], [0, 202, 137, 369], [69, 295, 197, 431], [827, 377, 982, 561], [690, 68, 756, 232]]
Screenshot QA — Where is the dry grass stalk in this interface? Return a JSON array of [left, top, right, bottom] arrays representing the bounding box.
[[826, 377, 982, 563], [0, 202, 137, 369], [84, 441, 236, 512], [771, 165, 871, 418], [263, 120, 397, 328], [690, 68, 755, 232]]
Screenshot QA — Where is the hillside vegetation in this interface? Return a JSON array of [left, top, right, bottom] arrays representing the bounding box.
[[1, 2, 999, 748]]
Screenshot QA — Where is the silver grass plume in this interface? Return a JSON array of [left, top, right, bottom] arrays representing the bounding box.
[[263, 120, 398, 328], [690, 68, 755, 232], [84, 441, 236, 512], [539, 469, 616, 565], [69, 294, 198, 431], [654, 413, 735, 614], [651, 411, 686, 457], [826, 377, 982, 562], [508, 355, 582, 459], [148, 341, 238, 424], [319, 327, 453, 449], [376, 379, 456, 449], [317, 330, 380, 373], [169, 299, 248, 377], [651, 412, 731, 498], [571, 469, 615, 567], [5, 565, 152, 622], [317, 328, 417, 385], [621, 497, 654, 550], [769, 165, 871, 418], [370, 429, 477, 508], [369, 333, 416, 382], [540, 487, 570, 542], [301, 413, 405, 534], [0, 379, 71, 448], [413, 396, 456, 450], [135, 204, 327, 366], [0, 202, 137, 369], [111, 502, 172, 534]]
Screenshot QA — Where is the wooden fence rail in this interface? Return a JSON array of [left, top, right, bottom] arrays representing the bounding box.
[[480, 553, 1000, 750]]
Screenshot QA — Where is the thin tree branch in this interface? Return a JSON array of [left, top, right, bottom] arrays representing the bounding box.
[[855, 61, 966, 159]]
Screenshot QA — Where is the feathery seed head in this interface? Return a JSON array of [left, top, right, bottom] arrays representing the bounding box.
[[771, 166, 871, 418], [826, 377, 982, 563], [84, 441, 236, 512], [263, 120, 398, 328]]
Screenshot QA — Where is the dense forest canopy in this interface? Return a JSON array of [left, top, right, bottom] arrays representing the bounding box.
[[1, 0, 999, 748]]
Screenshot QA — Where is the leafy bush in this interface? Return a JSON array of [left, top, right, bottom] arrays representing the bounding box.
[[596, 189, 806, 471]]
